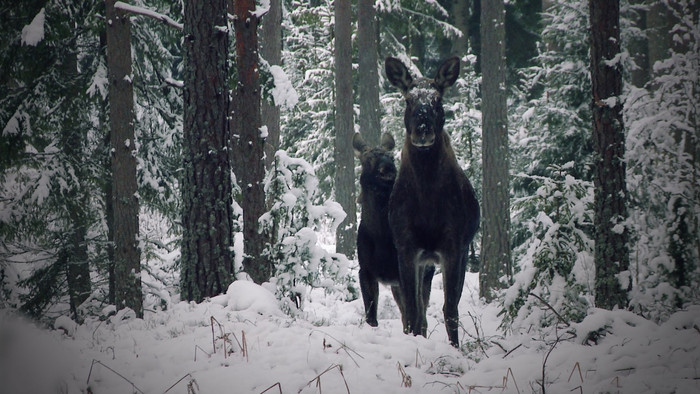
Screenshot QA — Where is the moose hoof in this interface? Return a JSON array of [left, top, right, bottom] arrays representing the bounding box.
[[366, 319, 378, 327]]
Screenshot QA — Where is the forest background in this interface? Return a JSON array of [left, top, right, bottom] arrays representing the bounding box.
[[1, 0, 698, 355]]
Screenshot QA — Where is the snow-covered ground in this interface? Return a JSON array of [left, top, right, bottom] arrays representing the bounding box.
[[2, 268, 699, 394]]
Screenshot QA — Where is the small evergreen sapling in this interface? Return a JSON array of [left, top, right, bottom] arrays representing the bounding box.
[[261, 151, 358, 314]]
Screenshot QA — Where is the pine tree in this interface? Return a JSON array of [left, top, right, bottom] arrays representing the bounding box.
[[480, 0, 511, 301], [106, 0, 142, 317], [590, 0, 630, 310], [333, 0, 356, 258], [180, 0, 234, 302]]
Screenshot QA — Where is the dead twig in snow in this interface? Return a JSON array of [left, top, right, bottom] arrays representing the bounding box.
[[193, 345, 211, 361], [568, 362, 583, 384]]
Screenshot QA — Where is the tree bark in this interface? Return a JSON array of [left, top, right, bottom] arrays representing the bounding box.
[[334, 0, 357, 258], [60, 30, 91, 322], [479, 0, 511, 302], [589, 0, 630, 310], [357, 0, 381, 147], [106, 0, 142, 317], [181, 0, 234, 302], [232, 0, 271, 284], [261, 0, 282, 169]]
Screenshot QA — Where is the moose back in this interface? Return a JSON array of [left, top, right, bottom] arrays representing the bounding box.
[[385, 56, 480, 347]]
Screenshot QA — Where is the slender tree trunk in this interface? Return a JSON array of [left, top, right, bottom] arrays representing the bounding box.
[[334, 0, 356, 258], [479, 0, 511, 302], [357, 0, 381, 147], [589, 0, 630, 310], [261, 0, 282, 169], [106, 0, 142, 317], [181, 0, 234, 302], [232, 0, 271, 284], [61, 39, 91, 322]]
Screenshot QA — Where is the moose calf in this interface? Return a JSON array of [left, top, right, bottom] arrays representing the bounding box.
[[353, 132, 432, 330], [385, 56, 480, 347]]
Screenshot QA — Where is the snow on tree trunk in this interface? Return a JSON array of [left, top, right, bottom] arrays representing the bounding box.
[[479, 0, 511, 302], [106, 0, 142, 317], [589, 0, 630, 310], [333, 0, 357, 259], [181, 0, 235, 302]]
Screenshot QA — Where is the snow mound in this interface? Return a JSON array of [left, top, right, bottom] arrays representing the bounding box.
[[212, 280, 281, 316]]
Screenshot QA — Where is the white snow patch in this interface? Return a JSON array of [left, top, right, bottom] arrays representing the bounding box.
[[21, 8, 45, 46]]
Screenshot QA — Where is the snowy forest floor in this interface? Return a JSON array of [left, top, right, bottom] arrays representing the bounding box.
[[2, 268, 700, 393]]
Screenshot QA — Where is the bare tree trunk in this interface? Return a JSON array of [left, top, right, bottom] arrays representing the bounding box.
[[181, 0, 234, 301], [334, 0, 357, 258], [357, 0, 381, 147], [106, 0, 142, 317], [261, 0, 282, 169], [479, 0, 511, 302], [590, 0, 630, 310], [232, 0, 272, 284]]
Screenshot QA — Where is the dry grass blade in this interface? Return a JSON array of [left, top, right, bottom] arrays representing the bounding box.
[[260, 382, 282, 394], [86, 359, 144, 394], [568, 362, 583, 384], [298, 364, 350, 394], [194, 345, 211, 362], [163, 373, 196, 393], [397, 362, 412, 388]]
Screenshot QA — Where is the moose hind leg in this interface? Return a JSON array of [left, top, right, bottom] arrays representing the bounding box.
[[359, 268, 379, 327]]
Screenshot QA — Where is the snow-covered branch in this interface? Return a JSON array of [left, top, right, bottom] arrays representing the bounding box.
[[114, 1, 183, 31]]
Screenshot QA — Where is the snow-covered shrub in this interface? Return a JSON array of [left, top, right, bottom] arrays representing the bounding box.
[[503, 164, 594, 330], [261, 151, 358, 313]]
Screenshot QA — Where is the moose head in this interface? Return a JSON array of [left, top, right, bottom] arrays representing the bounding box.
[[385, 57, 460, 151], [353, 132, 397, 192]]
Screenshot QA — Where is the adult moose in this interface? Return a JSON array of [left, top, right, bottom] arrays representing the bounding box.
[[385, 56, 480, 347], [353, 132, 433, 330]]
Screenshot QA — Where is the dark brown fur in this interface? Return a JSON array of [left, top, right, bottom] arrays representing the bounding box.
[[385, 57, 480, 347], [354, 133, 421, 329]]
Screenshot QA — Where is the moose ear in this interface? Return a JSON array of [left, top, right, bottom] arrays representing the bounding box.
[[352, 133, 369, 158], [380, 133, 395, 151], [385, 57, 413, 94], [434, 57, 460, 91]]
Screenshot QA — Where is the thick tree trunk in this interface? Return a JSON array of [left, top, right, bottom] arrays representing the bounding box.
[[261, 0, 282, 169], [334, 0, 356, 258], [106, 0, 142, 317], [479, 0, 511, 302], [357, 0, 381, 147], [181, 0, 234, 302], [589, 0, 630, 310], [232, 0, 271, 284]]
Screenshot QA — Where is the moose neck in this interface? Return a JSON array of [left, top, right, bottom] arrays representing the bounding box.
[[403, 133, 452, 183]]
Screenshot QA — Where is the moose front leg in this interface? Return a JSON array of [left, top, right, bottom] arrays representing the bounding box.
[[397, 247, 424, 337], [359, 268, 379, 327], [441, 248, 468, 347]]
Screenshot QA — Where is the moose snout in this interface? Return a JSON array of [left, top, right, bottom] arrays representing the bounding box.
[[410, 127, 436, 149]]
